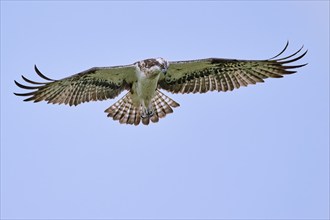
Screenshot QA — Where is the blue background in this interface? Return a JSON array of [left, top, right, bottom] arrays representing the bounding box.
[[1, 1, 329, 219]]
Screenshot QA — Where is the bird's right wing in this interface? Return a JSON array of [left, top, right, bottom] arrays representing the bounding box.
[[14, 64, 137, 106]]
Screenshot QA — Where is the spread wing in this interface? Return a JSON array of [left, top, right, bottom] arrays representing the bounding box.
[[159, 42, 307, 94], [14, 64, 137, 106]]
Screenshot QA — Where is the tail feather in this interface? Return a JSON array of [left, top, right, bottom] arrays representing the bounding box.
[[147, 90, 180, 125], [150, 101, 160, 123], [104, 90, 179, 126], [142, 117, 151, 125], [132, 108, 141, 125], [118, 101, 131, 124], [155, 94, 174, 114], [105, 92, 141, 125]]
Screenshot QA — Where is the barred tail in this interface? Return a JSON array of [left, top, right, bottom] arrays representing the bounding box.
[[104, 90, 180, 126], [148, 90, 180, 124], [104, 92, 141, 126]]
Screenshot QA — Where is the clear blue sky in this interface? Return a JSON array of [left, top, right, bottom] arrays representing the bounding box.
[[1, 1, 329, 219]]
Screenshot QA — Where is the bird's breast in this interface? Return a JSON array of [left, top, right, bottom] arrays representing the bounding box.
[[132, 69, 160, 107], [137, 75, 160, 97]]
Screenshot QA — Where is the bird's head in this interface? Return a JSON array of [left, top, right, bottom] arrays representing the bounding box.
[[136, 58, 169, 77], [155, 57, 169, 74]]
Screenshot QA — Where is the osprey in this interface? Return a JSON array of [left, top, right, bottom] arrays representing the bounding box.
[[14, 42, 307, 125]]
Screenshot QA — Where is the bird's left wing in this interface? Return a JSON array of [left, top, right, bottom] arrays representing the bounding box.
[[159, 43, 307, 94], [14, 64, 137, 106]]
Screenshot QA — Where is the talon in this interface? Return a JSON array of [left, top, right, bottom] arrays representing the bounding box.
[[147, 109, 154, 116], [141, 107, 154, 118]]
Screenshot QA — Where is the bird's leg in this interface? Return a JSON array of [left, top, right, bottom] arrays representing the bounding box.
[[141, 101, 154, 118]]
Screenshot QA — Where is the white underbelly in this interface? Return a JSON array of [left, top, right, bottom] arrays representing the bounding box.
[[132, 75, 160, 108]]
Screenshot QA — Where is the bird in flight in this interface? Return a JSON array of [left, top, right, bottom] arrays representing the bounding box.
[[14, 42, 307, 125]]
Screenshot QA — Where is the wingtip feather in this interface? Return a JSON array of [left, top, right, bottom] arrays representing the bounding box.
[[34, 65, 56, 81], [269, 41, 290, 60]]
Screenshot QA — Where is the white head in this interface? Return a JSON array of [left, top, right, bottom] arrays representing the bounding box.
[[135, 57, 169, 76], [155, 57, 169, 73]]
